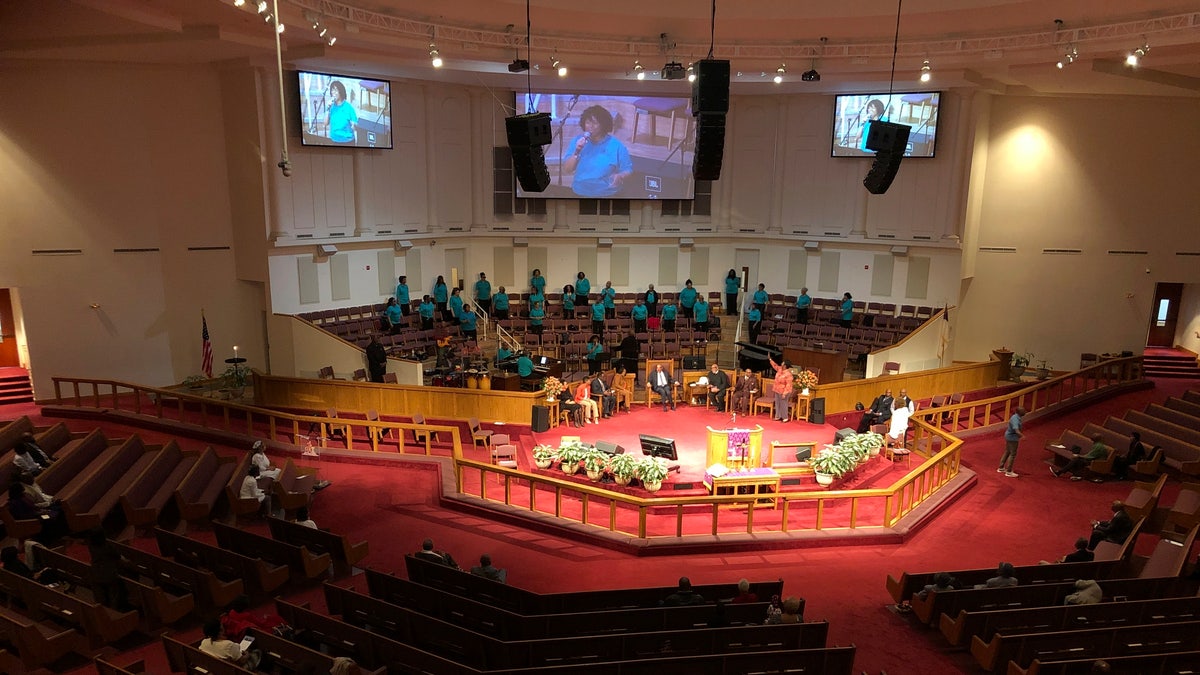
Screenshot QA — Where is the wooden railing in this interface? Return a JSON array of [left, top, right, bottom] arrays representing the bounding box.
[[912, 356, 1144, 434], [50, 376, 464, 456]]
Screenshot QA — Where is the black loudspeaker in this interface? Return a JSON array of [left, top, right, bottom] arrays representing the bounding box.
[[506, 113, 553, 192], [531, 405, 550, 433], [835, 427, 857, 443], [862, 121, 911, 195], [510, 145, 550, 192], [691, 59, 730, 114], [595, 440, 626, 455], [693, 113, 726, 181], [809, 397, 826, 425], [682, 355, 706, 370]]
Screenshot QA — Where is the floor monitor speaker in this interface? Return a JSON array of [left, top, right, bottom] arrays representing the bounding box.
[[809, 397, 826, 425], [531, 405, 550, 433], [835, 427, 857, 443]]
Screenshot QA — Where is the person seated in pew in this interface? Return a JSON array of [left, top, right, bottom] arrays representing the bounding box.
[[1, 545, 63, 586], [765, 596, 803, 624], [6, 481, 68, 545], [250, 440, 282, 481], [917, 572, 961, 599], [294, 506, 317, 529], [241, 464, 272, 518], [1111, 431, 1148, 480], [415, 538, 459, 569], [1042, 537, 1095, 564], [12, 442, 48, 476], [221, 595, 291, 642], [979, 561, 1017, 588], [1064, 578, 1102, 605], [330, 658, 362, 675], [661, 576, 706, 606], [731, 578, 758, 604], [469, 553, 507, 584], [17, 471, 54, 507], [87, 528, 131, 611], [1051, 434, 1110, 481], [16, 432, 54, 467], [1087, 500, 1133, 551], [200, 617, 260, 668]]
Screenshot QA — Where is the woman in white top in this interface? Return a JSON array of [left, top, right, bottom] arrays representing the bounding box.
[[294, 506, 317, 529], [887, 397, 913, 447], [250, 440, 281, 480]]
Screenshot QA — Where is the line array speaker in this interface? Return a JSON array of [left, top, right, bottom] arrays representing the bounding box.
[[693, 113, 726, 181], [506, 113, 553, 192], [862, 121, 911, 195], [691, 59, 730, 114]]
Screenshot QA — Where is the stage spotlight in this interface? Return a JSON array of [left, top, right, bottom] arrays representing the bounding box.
[[551, 56, 566, 77], [634, 61, 645, 80], [773, 64, 785, 84], [801, 68, 820, 82], [429, 45, 443, 68], [919, 60, 931, 83], [687, 63, 695, 82], [1125, 43, 1149, 67]]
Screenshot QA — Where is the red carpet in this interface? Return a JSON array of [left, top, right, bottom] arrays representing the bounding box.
[[5, 377, 1199, 674]]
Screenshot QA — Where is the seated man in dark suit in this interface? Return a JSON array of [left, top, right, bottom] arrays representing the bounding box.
[[704, 363, 731, 410], [415, 538, 459, 569], [649, 363, 678, 412], [1087, 500, 1133, 551], [661, 577, 706, 606], [857, 389, 894, 433], [470, 553, 507, 584], [590, 374, 617, 418]]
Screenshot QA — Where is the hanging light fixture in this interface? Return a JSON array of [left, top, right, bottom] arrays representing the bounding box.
[[1056, 45, 1078, 69], [773, 64, 786, 84], [919, 60, 931, 82], [1125, 41, 1149, 67], [429, 44, 443, 68], [687, 62, 696, 82], [634, 60, 645, 80], [551, 55, 566, 77]]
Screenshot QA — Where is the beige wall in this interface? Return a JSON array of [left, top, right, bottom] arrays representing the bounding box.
[[955, 95, 1200, 371], [0, 61, 268, 397]]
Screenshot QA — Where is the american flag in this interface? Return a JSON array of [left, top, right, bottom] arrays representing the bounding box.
[[201, 314, 213, 378]]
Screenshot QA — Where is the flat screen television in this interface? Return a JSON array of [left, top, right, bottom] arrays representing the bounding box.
[[297, 70, 393, 149], [639, 434, 678, 461], [514, 92, 696, 200], [831, 92, 940, 158]]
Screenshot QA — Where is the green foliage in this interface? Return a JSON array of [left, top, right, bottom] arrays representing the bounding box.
[[810, 431, 882, 479], [607, 452, 638, 479], [222, 365, 248, 389], [582, 448, 609, 473], [532, 444, 557, 462], [555, 440, 589, 467], [635, 457, 669, 483], [1012, 352, 1034, 368]]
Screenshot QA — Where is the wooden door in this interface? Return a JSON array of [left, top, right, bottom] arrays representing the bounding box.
[[0, 289, 19, 367], [1146, 282, 1183, 347]]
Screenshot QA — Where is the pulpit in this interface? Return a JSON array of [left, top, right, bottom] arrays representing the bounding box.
[[705, 425, 764, 470]]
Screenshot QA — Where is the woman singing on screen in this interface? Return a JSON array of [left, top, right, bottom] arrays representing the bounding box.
[[327, 80, 358, 145], [563, 105, 632, 198]]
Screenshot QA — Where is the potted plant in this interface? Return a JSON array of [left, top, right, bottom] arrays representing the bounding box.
[[1010, 352, 1033, 379], [608, 453, 638, 486], [182, 374, 207, 389], [793, 369, 819, 396], [532, 444, 556, 470], [582, 448, 609, 481], [841, 431, 885, 459], [635, 457, 669, 492], [810, 445, 858, 486], [1036, 359, 1052, 380], [555, 441, 587, 475]]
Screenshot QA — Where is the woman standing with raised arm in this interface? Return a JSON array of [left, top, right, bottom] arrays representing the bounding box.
[[768, 356, 794, 423]]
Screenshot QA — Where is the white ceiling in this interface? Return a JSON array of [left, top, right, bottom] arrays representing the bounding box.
[[3, 0, 1199, 97]]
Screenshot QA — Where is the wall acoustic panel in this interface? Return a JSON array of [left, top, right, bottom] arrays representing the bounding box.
[[818, 251, 841, 293], [494, 246, 515, 289], [377, 250, 396, 295], [690, 247, 710, 285], [528, 247, 548, 286], [577, 247, 597, 285], [658, 247, 679, 286], [404, 249, 423, 293], [298, 258, 320, 305], [906, 256, 931, 300], [787, 250, 809, 289], [330, 253, 351, 301], [871, 254, 895, 296], [610, 247, 630, 287]]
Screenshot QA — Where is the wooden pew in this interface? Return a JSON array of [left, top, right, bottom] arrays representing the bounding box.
[[941, 594, 1200, 648], [363, 570, 778, 640], [1127, 524, 1198, 578], [911, 576, 1198, 628], [155, 527, 289, 596], [1162, 482, 1200, 534], [322, 581, 826, 670], [972, 618, 1200, 673], [0, 603, 81, 670], [34, 547, 194, 626], [1104, 417, 1200, 476], [274, 599, 469, 674], [266, 516, 368, 574], [243, 627, 387, 675], [119, 440, 198, 536], [1044, 430, 1115, 478], [0, 567, 140, 650], [1123, 474, 1167, 523], [58, 436, 158, 532], [161, 634, 253, 675], [34, 428, 109, 496], [175, 446, 239, 527], [212, 522, 331, 582], [1125, 409, 1200, 448], [887, 559, 1127, 606], [1011, 650, 1200, 675], [113, 541, 242, 613], [268, 459, 316, 517], [95, 657, 146, 675], [405, 553, 784, 614]]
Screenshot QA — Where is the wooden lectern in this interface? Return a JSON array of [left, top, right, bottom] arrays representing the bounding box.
[[705, 425, 764, 470]]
